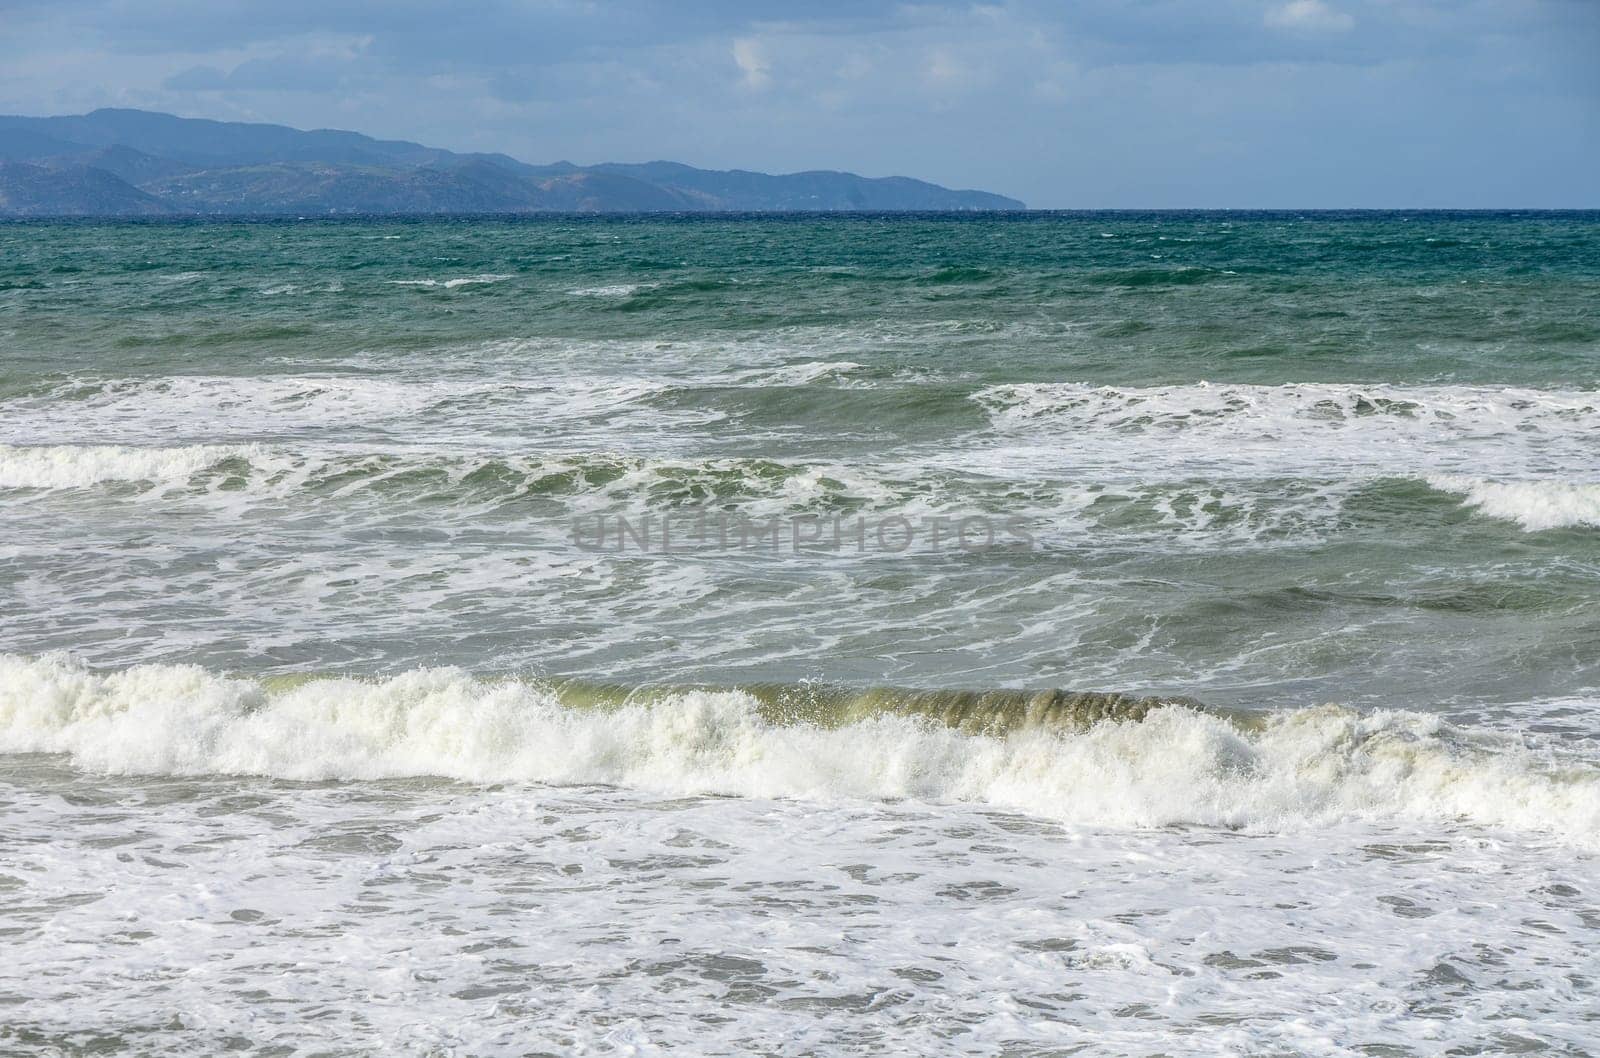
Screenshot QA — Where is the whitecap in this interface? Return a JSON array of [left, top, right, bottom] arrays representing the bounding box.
[[1428, 475, 1600, 531], [4, 655, 1597, 844], [390, 274, 514, 289]]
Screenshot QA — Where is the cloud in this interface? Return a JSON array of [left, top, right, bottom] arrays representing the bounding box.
[[0, 0, 1596, 206], [163, 52, 353, 93], [732, 37, 771, 90], [162, 65, 230, 92], [923, 49, 967, 86], [1265, 0, 1355, 34]]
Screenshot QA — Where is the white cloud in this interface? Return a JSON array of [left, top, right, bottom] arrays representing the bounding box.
[[1265, 0, 1355, 34], [924, 49, 966, 85], [732, 37, 771, 90], [3, 0, 1595, 207]]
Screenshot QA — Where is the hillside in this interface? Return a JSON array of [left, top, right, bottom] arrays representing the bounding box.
[[0, 161, 174, 217], [0, 109, 1024, 216]]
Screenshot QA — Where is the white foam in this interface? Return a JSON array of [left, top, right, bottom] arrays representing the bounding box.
[[0, 443, 255, 489], [3, 654, 1596, 843], [568, 282, 657, 297], [390, 274, 513, 289], [1, 375, 691, 447], [1428, 475, 1600, 530], [736, 360, 867, 386], [976, 380, 1600, 435], [0, 442, 1300, 549], [0, 443, 908, 520], [970, 381, 1600, 479], [3, 761, 1592, 1056]]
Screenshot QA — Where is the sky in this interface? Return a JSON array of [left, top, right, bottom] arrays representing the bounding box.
[[1, 0, 1597, 208]]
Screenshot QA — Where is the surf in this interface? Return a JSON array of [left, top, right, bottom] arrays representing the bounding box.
[[4, 654, 1597, 843]]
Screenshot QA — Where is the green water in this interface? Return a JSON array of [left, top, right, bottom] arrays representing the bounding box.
[[1, 211, 1598, 713], [4, 213, 1600, 1056], [4, 211, 1598, 382]]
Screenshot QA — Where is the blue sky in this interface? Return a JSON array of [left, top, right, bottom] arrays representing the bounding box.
[[2, 0, 1596, 207]]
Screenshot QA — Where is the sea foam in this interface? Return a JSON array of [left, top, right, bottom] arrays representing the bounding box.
[[1428, 475, 1600, 530], [966, 381, 1600, 484], [0, 442, 256, 489], [974, 381, 1600, 437], [390, 274, 514, 289], [3, 654, 1596, 843]]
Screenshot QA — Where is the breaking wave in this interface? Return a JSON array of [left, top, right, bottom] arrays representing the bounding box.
[[0, 443, 902, 514], [968, 381, 1600, 481], [975, 380, 1600, 433], [3, 655, 1597, 842], [389, 274, 514, 289], [7, 442, 1598, 543], [0, 442, 262, 490], [1428, 475, 1600, 531], [0, 374, 693, 446]]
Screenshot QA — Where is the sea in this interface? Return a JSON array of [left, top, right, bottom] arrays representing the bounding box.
[[1, 211, 1597, 1056]]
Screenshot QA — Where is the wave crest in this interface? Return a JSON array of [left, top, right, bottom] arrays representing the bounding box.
[[3, 655, 1596, 842], [1428, 475, 1600, 531], [0, 442, 260, 489], [974, 381, 1600, 435]]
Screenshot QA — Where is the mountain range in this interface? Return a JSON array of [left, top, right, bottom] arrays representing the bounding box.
[[0, 109, 1024, 216]]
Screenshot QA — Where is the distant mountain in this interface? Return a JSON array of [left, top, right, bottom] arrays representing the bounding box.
[[0, 108, 1024, 216], [0, 161, 173, 217], [592, 161, 1019, 211]]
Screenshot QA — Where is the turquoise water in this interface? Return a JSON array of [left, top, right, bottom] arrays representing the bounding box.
[[4, 212, 1599, 386], [2, 212, 1597, 709], [2, 213, 1599, 1055]]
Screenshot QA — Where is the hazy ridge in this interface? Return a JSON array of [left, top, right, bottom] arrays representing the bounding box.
[[0, 108, 1024, 215]]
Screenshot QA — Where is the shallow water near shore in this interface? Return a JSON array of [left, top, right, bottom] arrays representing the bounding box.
[[2, 211, 1598, 1054]]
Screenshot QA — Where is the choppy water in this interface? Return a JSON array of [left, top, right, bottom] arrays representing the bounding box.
[[2, 212, 1599, 1055]]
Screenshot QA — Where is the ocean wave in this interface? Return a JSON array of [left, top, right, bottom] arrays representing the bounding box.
[[0, 444, 906, 513], [0, 442, 1352, 546], [3, 655, 1597, 842], [968, 381, 1600, 481], [974, 381, 1600, 433], [1427, 475, 1600, 531], [0, 442, 262, 490], [731, 360, 868, 387], [11, 441, 1584, 543], [567, 282, 658, 298], [389, 274, 514, 289], [1, 374, 693, 445]]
